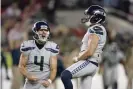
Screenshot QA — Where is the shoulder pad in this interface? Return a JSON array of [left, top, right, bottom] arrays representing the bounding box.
[[20, 40, 35, 52], [91, 26, 103, 35], [45, 41, 59, 53]]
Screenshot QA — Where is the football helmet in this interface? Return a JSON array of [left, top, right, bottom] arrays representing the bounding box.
[[81, 5, 106, 24], [32, 21, 50, 43]]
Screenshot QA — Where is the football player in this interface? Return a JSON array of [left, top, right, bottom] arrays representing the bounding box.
[[19, 21, 59, 89], [61, 5, 107, 89], [102, 42, 126, 89]]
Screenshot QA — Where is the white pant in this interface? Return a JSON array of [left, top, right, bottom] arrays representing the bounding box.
[[66, 58, 98, 89]]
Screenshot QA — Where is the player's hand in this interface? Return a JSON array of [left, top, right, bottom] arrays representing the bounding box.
[[72, 56, 78, 63], [27, 75, 38, 82], [41, 80, 51, 87]]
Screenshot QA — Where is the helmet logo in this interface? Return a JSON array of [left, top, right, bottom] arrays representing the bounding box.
[[41, 25, 48, 29]]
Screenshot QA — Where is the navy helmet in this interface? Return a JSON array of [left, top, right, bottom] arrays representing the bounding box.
[[81, 5, 106, 24], [32, 21, 50, 43]]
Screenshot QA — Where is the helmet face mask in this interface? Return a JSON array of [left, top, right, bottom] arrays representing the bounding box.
[[81, 5, 106, 25], [32, 21, 50, 43], [37, 29, 50, 42]]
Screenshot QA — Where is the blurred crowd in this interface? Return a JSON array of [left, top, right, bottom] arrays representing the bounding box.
[[1, 0, 133, 89]]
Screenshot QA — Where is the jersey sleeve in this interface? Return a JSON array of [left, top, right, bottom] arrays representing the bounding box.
[[20, 41, 35, 56]]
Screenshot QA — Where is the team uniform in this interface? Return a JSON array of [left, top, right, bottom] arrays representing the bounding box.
[[20, 40, 59, 89], [66, 24, 107, 89], [102, 42, 125, 89], [61, 5, 107, 89]]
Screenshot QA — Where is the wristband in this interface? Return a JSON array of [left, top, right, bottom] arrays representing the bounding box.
[[48, 79, 52, 84]]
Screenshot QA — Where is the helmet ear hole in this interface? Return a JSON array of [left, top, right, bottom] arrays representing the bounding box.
[[32, 30, 39, 40], [34, 34, 39, 39]]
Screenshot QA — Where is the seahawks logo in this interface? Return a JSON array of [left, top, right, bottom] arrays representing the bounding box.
[[89, 26, 103, 35]]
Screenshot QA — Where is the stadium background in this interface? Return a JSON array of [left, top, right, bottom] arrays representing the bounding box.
[[1, 0, 133, 89]]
